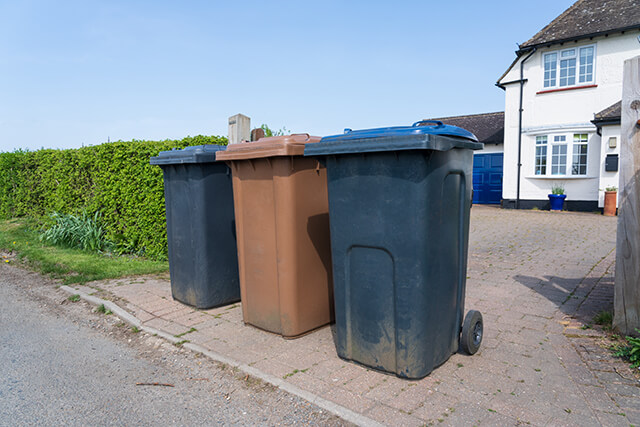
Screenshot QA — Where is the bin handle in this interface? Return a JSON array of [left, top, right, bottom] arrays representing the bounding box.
[[412, 120, 443, 127]]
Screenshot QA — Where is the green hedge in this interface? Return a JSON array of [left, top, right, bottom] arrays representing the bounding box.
[[0, 135, 227, 258]]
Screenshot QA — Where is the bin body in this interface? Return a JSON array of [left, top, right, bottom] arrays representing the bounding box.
[[150, 145, 240, 309], [216, 134, 333, 338], [304, 122, 482, 378]]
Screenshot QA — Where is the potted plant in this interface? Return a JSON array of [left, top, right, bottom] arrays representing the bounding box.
[[603, 186, 617, 216], [548, 184, 566, 211]]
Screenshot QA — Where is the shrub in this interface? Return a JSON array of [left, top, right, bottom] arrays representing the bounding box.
[[0, 135, 227, 258]]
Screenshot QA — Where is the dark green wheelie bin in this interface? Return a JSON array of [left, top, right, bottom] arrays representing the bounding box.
[[150, 145, 240, 309], [304, 121, 484, 379]]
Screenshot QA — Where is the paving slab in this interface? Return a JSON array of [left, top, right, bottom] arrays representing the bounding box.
[[70, 206, 640, 426]]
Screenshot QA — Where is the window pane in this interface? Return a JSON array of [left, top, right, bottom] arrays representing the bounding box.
[[544, 53, 557, 87], [536, 136, 548, 144], [552, 144, 567, 175], [571, 134, 588, 175], [560, 58, 576, 86], [579, 47, 594, 83], [561, 49, 576, 58], [535, 145, 547, 175], [554, 135, 566, 142]]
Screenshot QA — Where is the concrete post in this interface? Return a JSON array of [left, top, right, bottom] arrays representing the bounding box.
[[228, 114, 251, 144]]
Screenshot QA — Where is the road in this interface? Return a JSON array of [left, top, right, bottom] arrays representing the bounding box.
[[0, 263, 348, 426]]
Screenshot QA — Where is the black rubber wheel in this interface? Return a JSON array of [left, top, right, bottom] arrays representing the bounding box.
[[460, 310, 483, 355]]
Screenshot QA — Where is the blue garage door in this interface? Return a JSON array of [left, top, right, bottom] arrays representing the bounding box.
[[473, 153, 503, 204]]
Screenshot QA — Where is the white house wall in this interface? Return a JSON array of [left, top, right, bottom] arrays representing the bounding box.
[[500, 31, 640, 205], [475, 143, 503, 154], [598, 124, 621, 207]]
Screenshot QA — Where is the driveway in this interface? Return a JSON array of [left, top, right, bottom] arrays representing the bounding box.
[[67, 206, 639, 426]]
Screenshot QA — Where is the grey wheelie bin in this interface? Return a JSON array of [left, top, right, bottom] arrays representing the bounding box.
[[304, 121, 484, 379], [150, 145, 240, 309]]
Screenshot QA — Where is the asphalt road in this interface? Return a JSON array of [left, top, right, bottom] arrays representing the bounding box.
[[0, 263, 348, 426]]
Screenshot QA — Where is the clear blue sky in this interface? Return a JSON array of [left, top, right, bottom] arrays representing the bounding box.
[[0, 1, 576, 152]]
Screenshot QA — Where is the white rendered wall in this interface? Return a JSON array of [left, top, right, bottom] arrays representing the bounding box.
[[500, 31, 640, 202], [598, 124, 621, 207], [475, 143, 503, 154]]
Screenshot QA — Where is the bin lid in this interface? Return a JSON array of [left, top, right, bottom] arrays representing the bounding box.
[[150, 144, 226, 165], [304, 121, 483, 157], [215, 134, 321, 161]]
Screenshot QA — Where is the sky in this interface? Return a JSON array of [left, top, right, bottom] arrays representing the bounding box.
[[0, 0, 577, 152]]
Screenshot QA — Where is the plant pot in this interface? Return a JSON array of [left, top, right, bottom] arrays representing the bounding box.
[[548, 194, 566, 211], [604, 191, 617, 216]]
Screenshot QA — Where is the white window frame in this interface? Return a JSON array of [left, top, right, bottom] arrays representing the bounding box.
[[542, 44, 596, 89], [533, 133, 589, 177]]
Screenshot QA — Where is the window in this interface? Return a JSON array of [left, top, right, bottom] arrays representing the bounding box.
[[551, 136, 567, 175], [572, 134, 588, 175], [543, 45, 595, 88], [535, 136, 547, 174], [534, 133, 589, 176]]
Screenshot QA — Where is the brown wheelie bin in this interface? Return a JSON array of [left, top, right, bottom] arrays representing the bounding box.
[[216, 134, 333, 338]]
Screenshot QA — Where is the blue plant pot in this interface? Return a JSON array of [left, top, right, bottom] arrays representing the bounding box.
[[548, 194, 566, 211]]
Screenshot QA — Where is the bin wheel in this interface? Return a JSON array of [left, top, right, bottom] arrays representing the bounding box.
[[460, 310, 483, 355]]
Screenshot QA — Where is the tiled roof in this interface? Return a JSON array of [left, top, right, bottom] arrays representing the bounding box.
[[424, 112, 504, 144], [520, 0, 640, 49], [592, 101, 622, 124]]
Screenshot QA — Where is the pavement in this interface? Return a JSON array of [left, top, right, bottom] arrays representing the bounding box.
[[63, 206, 640, 426]]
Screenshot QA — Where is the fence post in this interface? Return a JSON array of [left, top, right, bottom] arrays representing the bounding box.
[[614, 55, 640, 336], [228, 114, 251, 144]]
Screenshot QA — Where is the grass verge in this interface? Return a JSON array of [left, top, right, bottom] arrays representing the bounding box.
[[0, 218, 168, 285]]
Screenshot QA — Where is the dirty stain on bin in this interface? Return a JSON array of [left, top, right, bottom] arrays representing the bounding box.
[[216, 134, 334, 338], [305, 122, 483, 378]]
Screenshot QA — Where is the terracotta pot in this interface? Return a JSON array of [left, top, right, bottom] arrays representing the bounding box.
[[604, 191, 617, 216]]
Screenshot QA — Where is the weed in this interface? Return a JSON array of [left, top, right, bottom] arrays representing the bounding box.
[[175, 327, 197, 338], [131, 326, 140, 333], [283, 369, 300, 379], [68, 294, 81, 302], [457, 363, 464, 368], [593, 311, 613, 329], [580, 324, 592, 330], [613, 329, 640, 368], [96, 304, 107, 313], [174, 340, 189, 347]]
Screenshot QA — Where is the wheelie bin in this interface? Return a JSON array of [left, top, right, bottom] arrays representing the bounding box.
[[150, 145, 240, 309], [216, 134, 333, 338], [304, 120, 484, 379]]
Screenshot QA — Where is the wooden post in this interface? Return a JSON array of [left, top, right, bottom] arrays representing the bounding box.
[[228, 114, 251, 144], [614, 55, 640, 336]]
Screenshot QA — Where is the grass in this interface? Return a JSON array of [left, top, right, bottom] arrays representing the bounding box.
[[0, 218, 168, 285], [594, 311, 613, 330]]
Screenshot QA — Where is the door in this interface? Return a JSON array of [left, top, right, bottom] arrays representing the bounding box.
[[473, 153, 503, 204]]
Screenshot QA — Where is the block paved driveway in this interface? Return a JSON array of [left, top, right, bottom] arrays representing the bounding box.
[[73, 206, 639, 426]]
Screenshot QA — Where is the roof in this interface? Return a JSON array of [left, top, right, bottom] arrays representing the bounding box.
[[520, 0, 640, 50], [592, 101, 622, 125], [424, 112, 504, 144]]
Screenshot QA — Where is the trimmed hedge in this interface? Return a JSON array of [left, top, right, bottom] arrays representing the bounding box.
[[0, 135, 227, 258]]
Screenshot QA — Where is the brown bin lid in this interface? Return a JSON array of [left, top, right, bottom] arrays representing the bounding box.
[[216, 134, 321, 161]]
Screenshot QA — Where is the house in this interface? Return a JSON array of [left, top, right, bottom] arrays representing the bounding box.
[[497, 0, 640, 210], [425, 112, 505, 204]]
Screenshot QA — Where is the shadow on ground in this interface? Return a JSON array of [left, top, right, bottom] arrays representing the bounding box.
[[514, 273, 615, 326]]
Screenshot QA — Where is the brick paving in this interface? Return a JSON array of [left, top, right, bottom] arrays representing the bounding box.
[[73, 206, 639, 426]]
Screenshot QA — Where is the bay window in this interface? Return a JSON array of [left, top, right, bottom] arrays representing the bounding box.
[[533, 133, 589, 176]]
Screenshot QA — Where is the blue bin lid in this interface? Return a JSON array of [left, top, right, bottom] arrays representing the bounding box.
[[304, 121, 483, 157], [150, 144, 227, 165]]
